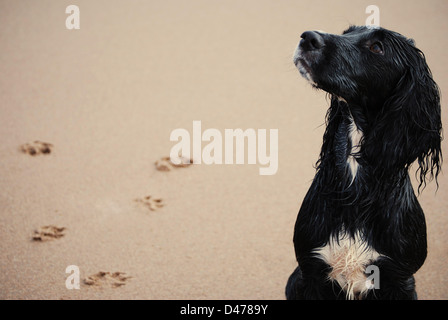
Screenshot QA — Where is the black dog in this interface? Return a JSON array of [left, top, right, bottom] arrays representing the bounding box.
[[286, 26, 442, 300]]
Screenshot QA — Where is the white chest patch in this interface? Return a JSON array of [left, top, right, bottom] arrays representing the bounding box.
[[313, 231, 381, 299], [347, 114, 363, 184]]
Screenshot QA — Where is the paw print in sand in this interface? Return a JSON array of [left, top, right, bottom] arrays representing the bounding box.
[[83, 271, 131, 288], [20, 141, 53, 156], [155, 156, 193, 171], [32, 225, 66, 241], [135, 195, 164, 211]]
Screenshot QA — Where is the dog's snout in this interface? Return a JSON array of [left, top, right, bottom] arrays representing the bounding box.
[[300, 31, 325, 51]]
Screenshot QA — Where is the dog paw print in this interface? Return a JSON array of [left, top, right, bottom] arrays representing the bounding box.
[[155, 156, 193, 171], [32, 225, 66, 241], [135, 196, 164, 211], [83, 271, 131, 288], [20, 141, 53, 156]]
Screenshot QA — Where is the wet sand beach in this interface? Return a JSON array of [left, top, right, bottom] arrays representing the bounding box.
[[0, 0, 447, 299]]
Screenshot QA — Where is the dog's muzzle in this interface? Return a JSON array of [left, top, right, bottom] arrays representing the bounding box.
[[293, 31, 326, 82]]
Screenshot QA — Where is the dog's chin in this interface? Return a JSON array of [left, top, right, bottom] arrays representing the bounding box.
[[293, 46, 317, 86], [296, 59, 318, 87], [296, 61, 349, 102]]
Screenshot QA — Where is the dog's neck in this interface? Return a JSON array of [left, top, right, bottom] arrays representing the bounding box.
[[324, 98, 409, 191]]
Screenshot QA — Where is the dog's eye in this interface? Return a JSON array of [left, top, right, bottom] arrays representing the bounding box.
[[369, 42, 384, 54]]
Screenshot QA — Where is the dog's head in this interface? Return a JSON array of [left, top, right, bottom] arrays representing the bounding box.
[[294, 26, 442, 190], [294, 26, 419, 104]]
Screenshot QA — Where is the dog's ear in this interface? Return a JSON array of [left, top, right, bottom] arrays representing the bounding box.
[[368, 47, 442, 191]]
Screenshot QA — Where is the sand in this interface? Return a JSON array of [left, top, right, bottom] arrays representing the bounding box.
[[0, 0, 447, 300]]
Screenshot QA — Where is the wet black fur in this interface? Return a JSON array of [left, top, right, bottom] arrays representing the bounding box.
[[286, 26, 442, 299]]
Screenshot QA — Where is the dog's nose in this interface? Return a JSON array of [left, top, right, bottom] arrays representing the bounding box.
[[300, 31, 325, 51]]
